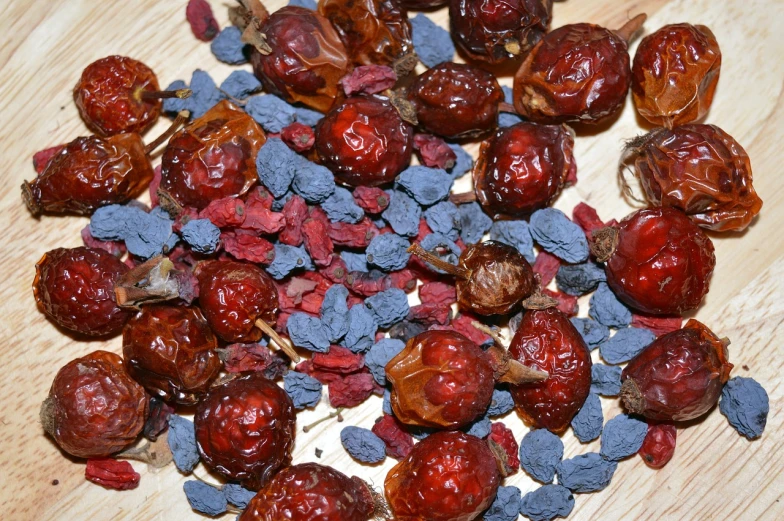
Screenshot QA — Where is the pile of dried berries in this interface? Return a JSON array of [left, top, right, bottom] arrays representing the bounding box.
[[27, 0, 769, 520]]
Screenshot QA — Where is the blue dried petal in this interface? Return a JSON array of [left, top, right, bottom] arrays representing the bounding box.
[[487, 388, 515, 417]]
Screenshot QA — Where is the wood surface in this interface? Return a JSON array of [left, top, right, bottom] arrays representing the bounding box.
[[0, 0, 782, 519]]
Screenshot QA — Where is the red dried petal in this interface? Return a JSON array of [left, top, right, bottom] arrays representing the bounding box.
[[186, 0, 219, 41], [488, 422, 520, 475], [221, 343, 288, 379], [81, 225, 126, 258], [352, 186, 390, 214], [340, 65, 397, 96], [221, 230, 274, 263], [303, 218, 335, 267], [328, 372, 376, 408], [572, 202, 606, 238], [631, 313, 683, 337], [85, 459, 140, 490], [419, 281, 457, 306], [280, 122, 315, 153], [408, 303, 451, 325], [533, 250, 560, 286], [33, 144, 66, 174], [372, 414, 415, 459], [199, 197, 246, 228], [279, 195, 308, 246], [542, 289, 578, 317], [328, 218, 380, 248], [413, 134, 457, 170], [242, 199, 286, 234], [149, 164, 162, 207], [312, 345, 365, 374]]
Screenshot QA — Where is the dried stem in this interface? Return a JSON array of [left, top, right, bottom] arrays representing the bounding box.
[[255, 319, 301, 362], [407, 243, 468, 279], [472, 321, 549, 384], [448, 192, 477, 205], [138, 88, 192, 101], [145, 110, 189, 155], [302, 408, 344, 433], [615, 13, 647, 43]]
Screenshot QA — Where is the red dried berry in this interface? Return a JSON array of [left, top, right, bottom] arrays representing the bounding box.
[[329, 372, 377, 408], [85, 458, 140, 490], [419, 281, 457, 307], [41, 351, 148, 458], [161, 100, 266, 209], [385, 431, 501, 521], [33, 247, 132, 336], [621, 319, 733, 421], [413, 134, 457, 170], [239, 463, 376, 521], [572, 202, 606, 239], [473, 122, 575, 219], [250, 7, 350, 112], [449, 0, 552, 64], [513, 16, 645, 124], [623, 124, 762, 232], [313, 345, 366, 374], [407, 303, 451, 325], [597, 207, 715, 315], [122, 305, 221, 405], [195, 373, 296, 490], [74, 56, 163, 136], [222, 230, 276, 264], [432, 313, 492, 346], [638, 423, 677, 469], [632, 23, 721, 128], [220, 343, 289, 379], [488, 422, 520, 475], [320, 0, 415, 74], [328, 218, 380, 248], [509, 307, 592, 434], [279, 194, 309, 245], [195, 260, 279, 343], [532, 250, 561, 287], [22, 133, 154, 216], [340, 65, 398, 97], [280, 122, 316, 152], [32, 144, 66, 174], [542, 288, 578, 317], [302, 217, 335, 266], [81, 225, 127, 258], [186, 0, 220, 41], [353, 186, 390, 214], [408, 62, 503, 139], [199, 196, 247, 228], [372, 414, 415, 459], [316, 95, 412, 187]]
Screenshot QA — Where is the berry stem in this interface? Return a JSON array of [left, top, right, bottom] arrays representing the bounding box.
[[472, 321, 549, 383], [302, 408, 344, 433], [144, 110, 189, 155], [615, 13, 647, 43], [255, 319, 301, 362], [139, 88, 192, 101], [407, 243, 468, 280], [448, 192, 477, 205]]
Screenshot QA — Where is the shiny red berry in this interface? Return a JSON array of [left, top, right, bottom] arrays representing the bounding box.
[[638, 423, 677, 469]]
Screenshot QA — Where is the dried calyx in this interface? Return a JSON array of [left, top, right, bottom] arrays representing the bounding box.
[[115, 256, 181, 308], [590, 227, 620, 263], [233, 0, 272, 55], [613, 13, 647, 43]]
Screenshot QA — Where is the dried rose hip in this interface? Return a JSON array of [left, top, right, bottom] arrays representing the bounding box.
[[160, 100, 265, 209], [386, 330, 545, 429], [250, 6, 350, 112], [401, 0, 446, 8], [22, 132, 154, 216], [385, 431, 500, 521], [473, 122, 575, 219], [632, 24, 721, 128], [319, 0, 416, 75], [41, 350, 148, 458], [407, 62, 503, 140], [638, 423, 676, 469], [195, 373, 295, 490], [449, 0, 552, 64], [122, 305, 221, 405], [409, 240, 535, 316], [240, 463, 377, 521], [513, 15, 645, 124], [509, 307, 592, 434], [621, 319, 732, 421], [315, 95, 412, 187], [622, 124, 762, 232], [74, 55, 172, 136], [594, 207, 715, 315], [33, 247, 132, 336]]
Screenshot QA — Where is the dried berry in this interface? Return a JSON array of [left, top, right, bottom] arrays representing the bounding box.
[[291, 159, 337, 204], [341, 65, 398, 97], [195, 373, 296, 490], [409, 13, 455, 68], [74, 56, 165, 136], [245, 94, 296, 133], [489, 220, 534, 263], [122, 305, 221, 404], [316, 95, 412, 187], [220, 70, 262, 99], [329, 372, 377, 407], [509, 308, 592, 434], [570, 392, 603, 443], [556, 453, 617, 493], [596, 207, 716, 315], [519, 484, 575, 521], [85, 459, 140, 491], [719, 376, 769, 439], [168, 414, 200, 472], [239, 463, 376, 521], [250, 6, 350, 112], [281, 121, 316, 152], [32, 144, 66, 174], [408, 62, 503, 139], [211, 26, 248, 64], [340, 426, 387, 463], [382, 190, 421, 237], [353, 186, 390, 214], [372, 414, 415, 459], [488, 388, 515, 417], [449, 0, 551, 64], [366, 338, 406, 385], [184, 69, 226, 118], [366, 233, 411, 271], [570, 318, 610, 350], [600, 413, 648, 461], [414, 134, 457, 170], [186, 0, 220, 41], [33, 246, 132, 336], [341, 305, 378, 353], [41, 351, 148, 458], [638, 423, 677, 469], [364, 288, 410, 327], [473, 122, 575, 219], [221, 343, 287, 378], [590, 364, 623, 396], [320, 0, 415, 74], [286, 312, 330, 352], [588, 282, 632, 329], [621, 319, 733, 421], [599, 327, 656, 365], [424, 201, 461, 241], [160, 100, 266, 209], [555, 262, 606, 296], [223, 484, 256, 509], [321, 284, 351, 341], [385, 431, 500, 521], [632, 24, 721, 128], [513, 16, 646, 124], [179, 219, 220, 254], [183, 480, 228, 516], [519, 429, 564, 483], [488, 422, 520, 475], [322, 187, 364, 224], [267, 243, 314, 278], [397, 166, 453, 206], [622, 125, 762, 232]]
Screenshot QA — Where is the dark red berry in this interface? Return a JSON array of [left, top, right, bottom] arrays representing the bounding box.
[[638, 423, 677, 469]]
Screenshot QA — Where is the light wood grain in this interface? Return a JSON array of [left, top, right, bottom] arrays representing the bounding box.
[[0, 0, 782, 520]]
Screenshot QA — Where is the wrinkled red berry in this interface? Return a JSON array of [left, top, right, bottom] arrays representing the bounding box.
[[638, 423, 677, 469], [488, 422, 520, 475], [473, 122, 575, 219], [122, 305, 221, 404], [385, 431, 500, 521], [85, 458, 140, 490], [195, 373, 296, 490], [413, 134, 457, 170], [33, 247, 132, 336], [340, 65, 398, 96], [621, 319, 732, 422], [372, 414, 415, 459], [316, 95, 412, 187], [353, 186, 390, 213], [408, 62, 503, 140], [280, 122, 315, 152], [186, 0, 220, 41], [41, 351, 148, 458]]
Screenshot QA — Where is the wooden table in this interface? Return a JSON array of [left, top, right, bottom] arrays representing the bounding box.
[[1, 0, 782, 519]]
